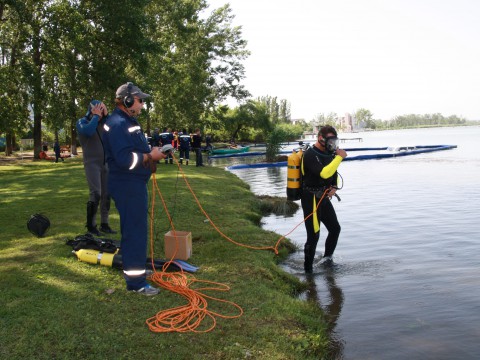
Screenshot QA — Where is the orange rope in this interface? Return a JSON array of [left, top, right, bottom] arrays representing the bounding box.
[[170, 157, 279, 252], [170, 156, 329, 254], [145, 157, 329, 333], [145, 174, 243, 333]]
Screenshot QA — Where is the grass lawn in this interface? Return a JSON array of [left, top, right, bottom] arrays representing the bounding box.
[[0, 155, 329, 360]]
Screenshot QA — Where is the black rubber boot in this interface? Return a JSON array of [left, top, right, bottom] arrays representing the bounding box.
[[304, 244, 316, 273], [86, 201, 101, 236], [100, 223, 117, 234]]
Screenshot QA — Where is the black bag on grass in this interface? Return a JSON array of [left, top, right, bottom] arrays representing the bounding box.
[[27, 214, 50, 238]]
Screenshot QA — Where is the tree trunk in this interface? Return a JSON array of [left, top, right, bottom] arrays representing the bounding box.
[[231, 125, 242, 141], [5, 132, 13, 156], [68, 50, 78, 155], [70, 119, 78, 155], [32, 28, 43, 159]]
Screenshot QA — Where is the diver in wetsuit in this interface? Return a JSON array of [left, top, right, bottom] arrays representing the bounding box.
[[301, 125, 347, 272], [77, 100, 116, 235]]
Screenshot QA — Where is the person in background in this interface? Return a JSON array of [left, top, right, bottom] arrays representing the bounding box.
[[76, 100, 116, 236], [205, 134, 212, 151], [178, 129, 191, 165], [160, 127, 174, 164], [53, 140, 64, 163], [192, 128, 203, 167], [151, 128, 160, 147], [102, 82, 168, 296], [173, 130, 179, 150], [300, 125, 347, 272]]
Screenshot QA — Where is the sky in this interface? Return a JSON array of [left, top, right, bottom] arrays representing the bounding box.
[[206, 0, 480, 121]]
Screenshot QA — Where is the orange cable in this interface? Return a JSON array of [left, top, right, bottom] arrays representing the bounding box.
[[171, 157, 281, 253], [145, 174, 243, 333], [145, 157, 329, 333], [171, 156, 329, 254]]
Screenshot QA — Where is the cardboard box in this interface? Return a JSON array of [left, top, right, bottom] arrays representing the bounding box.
[[164, 231, 192, 260]]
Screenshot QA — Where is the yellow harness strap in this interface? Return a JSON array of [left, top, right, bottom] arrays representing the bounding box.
[[313, 196, 320, 233]]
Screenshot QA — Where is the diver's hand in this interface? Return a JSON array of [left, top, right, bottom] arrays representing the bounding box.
[[336, 149, 347, 158], [91, 103, 104, 118], [100, 103, 108, 117], [327, 187, 337, 200]]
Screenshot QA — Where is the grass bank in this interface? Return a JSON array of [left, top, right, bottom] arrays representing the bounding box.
[[0, 156, 329, 359]]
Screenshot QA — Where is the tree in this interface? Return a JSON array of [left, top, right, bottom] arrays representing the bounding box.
[[1, 0, 251, 153], [265, 126, 288, 162], [223, 100, 270, 141], [142, 1, 250, 131], [0, 2, 31, 155], [257, 95, 292, 124], [355, 108, 374, 129], [279, 99, 291, 123]]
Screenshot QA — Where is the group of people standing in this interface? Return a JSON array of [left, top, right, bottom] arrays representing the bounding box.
[[149, 127, 205, 167]]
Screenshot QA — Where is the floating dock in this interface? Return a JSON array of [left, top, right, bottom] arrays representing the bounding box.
[[225, 145, 457, 170]]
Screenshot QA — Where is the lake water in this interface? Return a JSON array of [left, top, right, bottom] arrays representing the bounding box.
[[219, 127, 480, 359]]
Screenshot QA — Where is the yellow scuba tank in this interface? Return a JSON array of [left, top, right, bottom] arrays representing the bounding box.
[[286, 149, 303, 201], [73, 249, 121, 268]]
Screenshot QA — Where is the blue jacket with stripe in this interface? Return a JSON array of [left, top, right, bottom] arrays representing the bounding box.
[[102, 108, 151, 181]]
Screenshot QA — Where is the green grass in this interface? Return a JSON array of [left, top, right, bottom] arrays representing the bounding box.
[[0, 156, 329, 360]]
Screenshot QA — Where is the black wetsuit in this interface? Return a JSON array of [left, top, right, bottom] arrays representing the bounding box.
[[301, 145, 342, 270]]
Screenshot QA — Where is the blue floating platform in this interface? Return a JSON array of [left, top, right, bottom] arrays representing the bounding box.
[[226, 145, 457, 170]]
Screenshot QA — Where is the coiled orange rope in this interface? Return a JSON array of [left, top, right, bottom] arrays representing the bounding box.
[[145, 173, 243, 333]]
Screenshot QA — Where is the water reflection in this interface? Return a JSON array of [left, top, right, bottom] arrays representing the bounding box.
[[305, 269, 345, 359]]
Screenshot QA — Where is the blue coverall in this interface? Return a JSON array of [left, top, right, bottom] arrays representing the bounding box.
[[160, 131, 174, 163], [102, 108, 152, 290]]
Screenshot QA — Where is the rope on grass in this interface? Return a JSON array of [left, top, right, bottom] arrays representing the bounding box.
[[145, 174, 243, 333], [145, 157, 329, 333]]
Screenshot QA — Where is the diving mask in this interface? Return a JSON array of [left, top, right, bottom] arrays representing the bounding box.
[[324, 136, 339, 153]]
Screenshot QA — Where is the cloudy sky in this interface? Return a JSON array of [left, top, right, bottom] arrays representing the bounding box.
[[206, 0, 480, 121]]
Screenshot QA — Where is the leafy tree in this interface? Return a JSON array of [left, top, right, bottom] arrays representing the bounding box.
[[325, 112, 338, 126], [265, 126, 288, 162], [1, 0, 251, 152], [0, 2, 30, 155], [223, 100, 271, 141], [276, 122, 304, 141], [142, 1, 250, 132], [279, 99, 291, 123], [257, 95, 292, 124], [355, 108, 374, 129]]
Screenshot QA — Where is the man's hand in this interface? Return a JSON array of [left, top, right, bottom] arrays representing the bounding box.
[[150, 147, 167, 162], [336, 148, 347, 159]]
